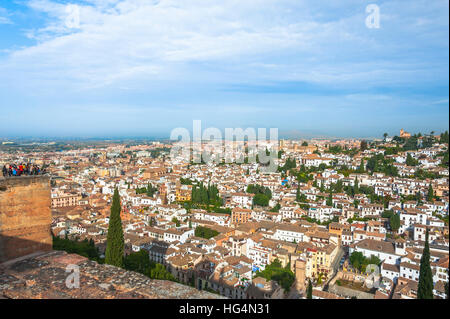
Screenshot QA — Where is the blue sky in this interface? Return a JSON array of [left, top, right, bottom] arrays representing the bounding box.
[[0, 0, 448, 139]]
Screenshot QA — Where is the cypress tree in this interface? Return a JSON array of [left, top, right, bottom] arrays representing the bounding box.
[[427, 184, 434, 202], [417, 230, 434, 299], [307, 279, 313, 299], [105, 188, 124, 268], [326, 189, 333, 207]]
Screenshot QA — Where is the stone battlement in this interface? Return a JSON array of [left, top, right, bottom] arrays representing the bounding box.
[[0, 250, 223, 299], [0, 175, 52, 263]]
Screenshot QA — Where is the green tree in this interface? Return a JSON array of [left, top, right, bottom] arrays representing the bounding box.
[[389, 213, 400, 232], [360, 140, 368, 151], [123, 250, 150, 274], [427, 183, 434, 202], [254, 259, 295, 292], [406, 153, 418, 166], [53, 235, 101, 262], [105, 188, 125, 267], [307, 279, 313, 299], [439, 131, 449, 144], [123, 250, 176, 281], [195, 226, 219, 239], [270, 203, 281, 212], [349, 251, 365, 272], [326, 190, 333, 207], [172, 217, 181, 227], [358, 159, 364, 173], [254, 193, 270, 206], [417, 230, 434, 299]]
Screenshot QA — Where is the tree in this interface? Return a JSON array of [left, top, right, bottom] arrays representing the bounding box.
[[255, 259, 295, 292], [326, 190, 333, 207], [383, 133, 388, 141], [360, 140, 368, 151], [123, 250, 150, 274], [123, 250, 176, 281], [439, 130, 449, 144], [270, 203, 281, 212], [307, 279, 313, 299], [302, 141, 308, 146], [358, 159, 364, 173], [105, 188, 125, 268], [195, 226, 219, 239], [172, 217, 181, 227], [406, 153, 418, 166], [349, 251, 365, 272], [254, 193, 270, 206], [417, 230, 434, 299], [389, 213, 400, 232], [354, 177, 359, 194], [427, 183, 434, 202]]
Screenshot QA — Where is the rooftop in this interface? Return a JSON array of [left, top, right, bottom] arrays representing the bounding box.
[[0, 251, 223, 299]]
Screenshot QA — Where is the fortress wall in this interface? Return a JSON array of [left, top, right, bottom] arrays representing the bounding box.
[[0, 176, 52, 263]]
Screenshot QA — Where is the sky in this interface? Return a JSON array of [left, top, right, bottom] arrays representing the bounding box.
[[0, 0, 448, 139]]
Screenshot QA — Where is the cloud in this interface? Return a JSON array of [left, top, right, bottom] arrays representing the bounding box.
[[0, 0, 448, 136], [0, 7, 13, 24], [0, 0, 444, 90], [432, 99, 449, 105]]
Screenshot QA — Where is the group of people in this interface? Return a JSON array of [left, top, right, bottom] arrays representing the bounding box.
[[2, 163, 43, 177]]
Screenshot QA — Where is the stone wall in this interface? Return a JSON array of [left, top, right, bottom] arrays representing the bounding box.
[[0, 251, 224, 299], [328, 284, 375, 299], [0, 176, 52, 263]]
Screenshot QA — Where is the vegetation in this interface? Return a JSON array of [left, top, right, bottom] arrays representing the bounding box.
[[382, 210, 400, 231], [307, 279, 313, 299], [427, 184, 434, 202], [191, 182, 222, 206], [440, 131, 449, 144], [360, 140, 368, 151], [417, 230, 434, 299], [406, 153, 419, 166], [123, 250, 176, 281], [349, 251, 381, 273], [296, 185, 307, 203], [105, 188, 125, 268], [255, 259, 295, 292], [53, 235, 103, 263], [270, 203, 281, 212], [278, 157, 296, 173], [247, 184, 272, 207], [366, 153, 399, 177], [171, 217, 181, 227], [210, 206, 232, 214], [195, 226, 219, 239], [180, 177, 193, 185], [136, 182, 158, 197]]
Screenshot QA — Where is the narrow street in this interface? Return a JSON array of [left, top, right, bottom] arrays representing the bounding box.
[[323, 246, 346, 292]]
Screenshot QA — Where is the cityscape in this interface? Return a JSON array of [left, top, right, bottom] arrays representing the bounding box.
[[0, 0, 448, 308], [0, 129, 448, 300]]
